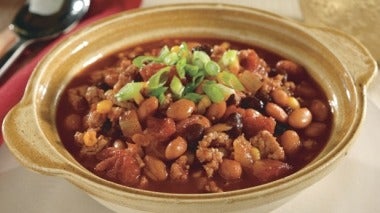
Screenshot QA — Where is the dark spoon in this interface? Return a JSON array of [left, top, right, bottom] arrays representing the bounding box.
[[0, 0, 90, 79]]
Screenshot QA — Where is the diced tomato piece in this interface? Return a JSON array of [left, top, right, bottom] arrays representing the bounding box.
[[146, 117, 176, 142], [139, 63, 166, 81], [252, 159, 292, 183], [243, 114, 276, 138]]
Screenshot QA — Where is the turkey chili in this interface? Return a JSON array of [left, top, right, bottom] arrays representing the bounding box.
[[56, 39, 332, 193]]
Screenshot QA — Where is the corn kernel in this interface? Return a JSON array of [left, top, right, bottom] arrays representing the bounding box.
[[96, 99, 113, 114], [170, 45, 180, 53], [251, 147, 261, 161], [288, 97, 300, 109], [83, 129, 97, 147], [197, 95, 212, 114]]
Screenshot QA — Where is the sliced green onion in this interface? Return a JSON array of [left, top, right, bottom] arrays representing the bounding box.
[[158, 45, 170, 59], [192, 51, 210, 69], [205, 60, 220, 76], [202, 81, 225, 103], [183, 93, 203, 103], [170, 76, 184, 98], [164, 52, 179, 65], [216, 71, 245, 91], [175, 57, 187, 79], [132, 56, 159, 68], [178, 42, 190, 59], [219, 50, 238, 67], [184, 71, 204, 93], [148, 86, 168, 104], [115, 82, 145, 104], [147, 66, 171, 90], [185, 64, 199, 77], [214, 83, 235, 98]]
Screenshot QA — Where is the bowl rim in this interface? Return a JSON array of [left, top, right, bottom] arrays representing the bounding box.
[[3, 2, 376, 205]]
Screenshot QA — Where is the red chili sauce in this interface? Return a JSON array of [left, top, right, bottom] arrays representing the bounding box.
[[56, 38, 332, 193]]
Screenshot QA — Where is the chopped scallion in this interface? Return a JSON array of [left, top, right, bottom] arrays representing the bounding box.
[[202, 81, 225, 103], [205, 60, 220, 76], [216, 71, 245, 91], [147, 66, 171, 90], [115, 82, 145, 104], [183, 93, 203, 103], [132, 56, 160, 68], [219, 50, 238, 67], [170, 76, 184, 98], [175, 57, 187, 79], [164, 52, 179, 65], [192, 51, 210, 69]]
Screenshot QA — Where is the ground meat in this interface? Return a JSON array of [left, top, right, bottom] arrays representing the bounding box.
[[232, 134, 256, 169], [199, 131, 232, 149], [113, 65, 138, 91], [204, 180, 223, 193], [107, 107, 125, 123], [250, 130, 285, 161], [85, 86, 105, 105], [260, 74, 286, 94], [67, 86, 88, 112], [170, 155, 190, 181], [74, 133, 110, 157], [84, 110, 107, 129]]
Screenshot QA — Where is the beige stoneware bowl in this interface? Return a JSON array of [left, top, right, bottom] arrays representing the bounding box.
[[2, 4, 377, 213]]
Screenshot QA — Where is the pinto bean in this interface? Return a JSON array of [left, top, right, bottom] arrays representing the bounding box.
[[310, 99, 329, 122], [280, 130, 301, 155], [265, 102, 288, 123], [167, 99, 196, 121], [304, 122, 327, 137], [165, 136, 188, 160], [218, 159, 242, 181], [137, 96, 159, 122], [295, 81, 318, 98], [276, 60, 304, 76], [271, 89, 289, 107], [143, 155, 168, 181], [206, 101, 227, 122], [288, 108, 312, 129]]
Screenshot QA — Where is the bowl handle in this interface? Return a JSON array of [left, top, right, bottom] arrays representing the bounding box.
[[307, 26, 378, 87], [3, 103, 66, 175]]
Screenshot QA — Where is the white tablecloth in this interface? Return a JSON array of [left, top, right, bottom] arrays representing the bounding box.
[[1, 0, 379, 212]]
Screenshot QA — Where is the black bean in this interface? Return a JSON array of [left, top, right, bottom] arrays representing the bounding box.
[[268, 68, 278, 77], [192, 44, 212, 55], [101, 119, 112, 134], [225, 112, 243, 138], [274, 122, 289, 137], [184, 123, 205, 151], [97, 82, 111, 91], [240, 96, 265, 113], [226, 94, 238, 106]]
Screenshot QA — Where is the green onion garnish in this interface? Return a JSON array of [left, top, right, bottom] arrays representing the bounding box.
[[147, 66, 171, 90], [115, 82, 145, 104], [170, 76, 185, 98], [216, 71, 245, 91]]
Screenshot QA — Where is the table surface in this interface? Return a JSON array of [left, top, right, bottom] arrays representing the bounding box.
[[1, 0, 379, 212]]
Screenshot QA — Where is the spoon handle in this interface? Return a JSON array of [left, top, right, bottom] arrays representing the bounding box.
[[0, 32, 30, 79]]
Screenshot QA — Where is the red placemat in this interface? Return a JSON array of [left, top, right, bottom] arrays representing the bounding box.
[[0, 0, 142, 145]]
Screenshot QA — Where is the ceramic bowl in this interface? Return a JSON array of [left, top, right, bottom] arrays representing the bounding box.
[[3, 4, 377, 213]]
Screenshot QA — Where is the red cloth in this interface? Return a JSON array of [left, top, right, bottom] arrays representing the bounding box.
[[0, 0, 141, 145]]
